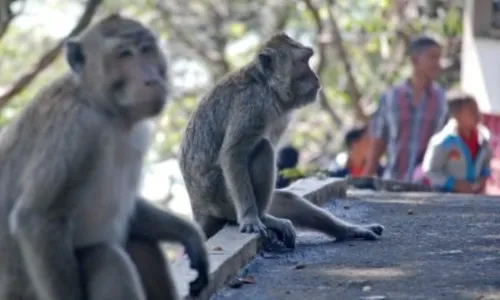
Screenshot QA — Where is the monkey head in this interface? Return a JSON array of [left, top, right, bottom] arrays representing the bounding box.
[[65, 14, 168, 123], [256, 33, 321, 108]]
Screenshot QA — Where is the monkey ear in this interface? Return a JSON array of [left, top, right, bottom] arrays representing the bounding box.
[[65, 39, 86, 73], [257, 48, 276, 74]]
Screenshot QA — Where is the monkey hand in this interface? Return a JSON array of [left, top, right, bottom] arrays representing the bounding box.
[[239, 215, 268, 238], [346, 223, 385, 241], [262, 215, 296, 249], [185, 234, 210, 297]]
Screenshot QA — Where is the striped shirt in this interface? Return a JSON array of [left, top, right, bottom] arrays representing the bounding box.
[[369, 80, 448, 181]]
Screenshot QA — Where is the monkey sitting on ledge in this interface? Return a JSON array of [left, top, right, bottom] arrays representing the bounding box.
[[0, 14, 208, 300], [179, 33, 384, 249]]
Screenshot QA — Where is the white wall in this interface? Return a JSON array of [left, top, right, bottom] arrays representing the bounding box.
[[461, 0, 500, 114]]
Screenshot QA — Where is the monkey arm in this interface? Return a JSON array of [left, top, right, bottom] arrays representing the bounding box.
[[475, 144, 492, 193], [129, 199, 209, 289], [129, 198, 207, 247], [479, 145, 492, 179], [219, 114, 267, 222], [8, 115, 98, 300]]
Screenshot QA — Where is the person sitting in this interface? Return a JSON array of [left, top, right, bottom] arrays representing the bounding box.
[[330, 126, 384, 178], [276, 145, 303, 188], [421, 91, 492, 194]]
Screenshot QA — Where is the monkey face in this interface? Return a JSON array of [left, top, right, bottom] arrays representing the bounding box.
[[105, 37, 169, 121], [257, 33, 321, 107], [65, 15, 169, 123], [289, 46, 321, 105]]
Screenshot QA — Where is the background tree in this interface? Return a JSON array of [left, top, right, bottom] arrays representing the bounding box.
[[0, 0, 464, 167]]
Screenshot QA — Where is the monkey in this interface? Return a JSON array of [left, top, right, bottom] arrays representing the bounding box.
[[125, 198, 209, 300], [0, 14, 208, 300], [179, 33, 384, 249]]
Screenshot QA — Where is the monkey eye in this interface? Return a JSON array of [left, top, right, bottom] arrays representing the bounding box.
[[117, 48, 134, 59], [140, 43, 155, 54]]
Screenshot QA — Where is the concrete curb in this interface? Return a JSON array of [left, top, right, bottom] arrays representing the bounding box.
[[171, 177, 347, 300]]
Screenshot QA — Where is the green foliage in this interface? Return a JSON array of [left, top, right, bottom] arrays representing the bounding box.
[[0, 0, 464, 166], [279, 168, 305, 181], [443, 7, 462, 35], [279, 166, 333, 184]]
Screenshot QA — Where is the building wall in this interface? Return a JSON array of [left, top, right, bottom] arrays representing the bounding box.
[[461, 0, 500, 114]]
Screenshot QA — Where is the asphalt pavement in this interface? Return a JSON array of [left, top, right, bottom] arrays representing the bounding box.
[[210, 191, 500, 300]]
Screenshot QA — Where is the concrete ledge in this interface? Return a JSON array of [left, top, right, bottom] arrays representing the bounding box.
[[172, 227, 259, 300], [171, 177, 347, 300], [289, 177, 348, 204], [345, 176, 436, 192]]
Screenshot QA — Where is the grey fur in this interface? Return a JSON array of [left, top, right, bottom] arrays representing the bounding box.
[[179, 33, 384, 247], [0, 14, 208, 300]]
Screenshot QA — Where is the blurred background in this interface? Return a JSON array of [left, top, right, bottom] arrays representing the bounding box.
[[0, 0, 477, 215]]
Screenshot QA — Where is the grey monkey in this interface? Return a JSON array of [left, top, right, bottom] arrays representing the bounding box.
[[0, 14, 208, 300], [179, 33, 384, 248]]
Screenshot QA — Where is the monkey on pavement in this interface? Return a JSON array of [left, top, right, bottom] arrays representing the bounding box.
[[0, 14, 208, 300], [179, 33, 384, 248]]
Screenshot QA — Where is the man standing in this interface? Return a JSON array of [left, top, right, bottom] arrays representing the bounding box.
[[364, 36, 448, 181]]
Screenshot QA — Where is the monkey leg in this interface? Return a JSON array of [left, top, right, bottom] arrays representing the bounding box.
[[126, 239, 179, 300], [269, 190, 384, 241], [249, 139, 297, 248], [77, 244, 146, 300]]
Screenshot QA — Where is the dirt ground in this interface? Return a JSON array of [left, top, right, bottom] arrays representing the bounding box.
[[210, 191, 500, 300]]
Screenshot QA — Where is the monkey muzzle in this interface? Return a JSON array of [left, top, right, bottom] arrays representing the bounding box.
[[136, 64, 169, 116]]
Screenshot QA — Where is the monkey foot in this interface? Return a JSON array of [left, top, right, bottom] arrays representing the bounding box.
[[189, 273, 209, 298], [350, 223, 385, 241], [239, 217, 268, 238], [261, 231, 295, 253], [262, 215, 297, 249], [187, 250, 210, 297], [335, 223, 384, 242], [365, 223, 384, 236]]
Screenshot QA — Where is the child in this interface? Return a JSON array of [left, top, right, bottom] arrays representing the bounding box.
[[330, 126, 384, 178], [422, 91, 492, 194], [275, 145, 303, 188]]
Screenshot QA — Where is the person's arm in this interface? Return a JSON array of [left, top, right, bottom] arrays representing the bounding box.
[[475, 144, 493, 193], [435, 89, 449, 131], [475, 177, 488, 194], [364, 94, 388, 176], [422, 137, 473, 193]]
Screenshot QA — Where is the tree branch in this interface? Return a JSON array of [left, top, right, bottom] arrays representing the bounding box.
[[156, 3, 208, 60], [156, 1, 230, 80], [205, 0, 230, 78], [261, 1, 292, 39], [360, 30, 410, 108], [0, 0, 102, 109], [360, 1, 418, 107], [302, 0, 343, 127], [0, 0, 20, 42], [273, 3, 291, 33], [325, 0, 367, 122]]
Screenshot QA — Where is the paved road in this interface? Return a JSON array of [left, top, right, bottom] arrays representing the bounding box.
[[210, 191, 500, 300]]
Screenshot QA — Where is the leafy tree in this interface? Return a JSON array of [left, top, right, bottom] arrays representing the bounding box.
[[0, 0, 464, 167]]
